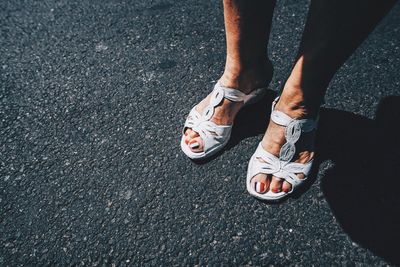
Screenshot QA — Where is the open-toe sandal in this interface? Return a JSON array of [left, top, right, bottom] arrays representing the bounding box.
[[181, 81, 267, 160], [246, 97, 318, 201]]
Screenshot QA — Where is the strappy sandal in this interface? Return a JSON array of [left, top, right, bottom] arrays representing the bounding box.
[[181, 81, 267, 160], [246, 97, 318, 201]]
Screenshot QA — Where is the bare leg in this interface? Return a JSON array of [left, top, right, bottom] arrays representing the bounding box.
[[251, 0, 396, 194], [184, 0, 275, 152], [220, 0, 275, 93]]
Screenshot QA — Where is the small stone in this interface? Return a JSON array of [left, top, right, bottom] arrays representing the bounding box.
[[95, 43, 108, 52], [123, 190, 133, 200]]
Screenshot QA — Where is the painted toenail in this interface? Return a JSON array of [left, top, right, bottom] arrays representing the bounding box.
[[254, 182, 266, 193], [283, 187, 290, 193], [189, 140, 200, 149]]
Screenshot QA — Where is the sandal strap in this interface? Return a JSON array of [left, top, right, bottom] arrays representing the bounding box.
[[249, 143, 313, 188], [271, 97, 318, 132], [185, 110, 230, 142], [217, 84, 248, 102], [201, 82, 246, 121], [270, 96, 318, 162]]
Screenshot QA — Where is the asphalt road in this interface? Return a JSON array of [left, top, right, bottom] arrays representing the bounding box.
[[1, 0, 400, 266]]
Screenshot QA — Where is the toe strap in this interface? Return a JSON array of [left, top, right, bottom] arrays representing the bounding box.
[[248, 143, 312, 190], [183, 107, 231, 153], [272, 161, 313, 188]]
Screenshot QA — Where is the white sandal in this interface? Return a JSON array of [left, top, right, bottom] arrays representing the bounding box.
[[246, 97, 318, 201], [181, 81, 267, 160]]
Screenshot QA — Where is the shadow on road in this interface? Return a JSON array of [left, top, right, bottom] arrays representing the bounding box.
[[219, 94, 400, 264], [317, 96, 400, 265], [227, 89, 277, 149]]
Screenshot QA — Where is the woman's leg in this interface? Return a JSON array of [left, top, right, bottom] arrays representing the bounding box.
[[251, 0, 396, 193], [184, 0, 275, 152], [220, 0, 275, 93]]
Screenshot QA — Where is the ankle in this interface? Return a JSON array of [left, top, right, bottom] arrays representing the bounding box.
[[220, 58, 273, 94], [276, 83, 320, 119]]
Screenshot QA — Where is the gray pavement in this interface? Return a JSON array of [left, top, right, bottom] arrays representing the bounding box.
[[1, 0, 400, 265]]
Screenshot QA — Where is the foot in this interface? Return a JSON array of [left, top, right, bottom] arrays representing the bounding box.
[[184, 65, 272, 153], [250, 89, 317, 194]]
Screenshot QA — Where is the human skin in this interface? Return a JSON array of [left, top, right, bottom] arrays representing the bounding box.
[[184, 0, 396, 194]]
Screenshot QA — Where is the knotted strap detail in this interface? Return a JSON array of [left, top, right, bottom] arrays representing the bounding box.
[[249, 143, 313, 190], [270, 97, 318, 162], [201, 83, 247, 121]]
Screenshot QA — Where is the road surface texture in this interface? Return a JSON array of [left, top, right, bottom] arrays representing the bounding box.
[[1, 0, 400, 266]]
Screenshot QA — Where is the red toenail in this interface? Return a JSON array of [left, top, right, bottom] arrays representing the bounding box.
[[254, 182, 266, 193], [272, 188, 280, 193]]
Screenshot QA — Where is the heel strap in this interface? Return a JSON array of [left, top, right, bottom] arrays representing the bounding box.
[[215, 82, 247, 102]]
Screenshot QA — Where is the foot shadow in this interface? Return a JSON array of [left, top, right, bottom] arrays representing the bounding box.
[[227, 89, 278, 148], [207, 93, 400, 264], [316, 96, 400, 265]]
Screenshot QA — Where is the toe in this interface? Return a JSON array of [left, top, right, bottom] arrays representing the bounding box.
[[188, 137, 204, 153], [270, 176, 283, 193], [282, 181, 292, 193], [184, 129, 192, 136], [251, 174, 270, 194], [188, 130, 199, 139], [184, 133, 194, 145], [184, 129, 193, 144], [184, 129, 201, 146]]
